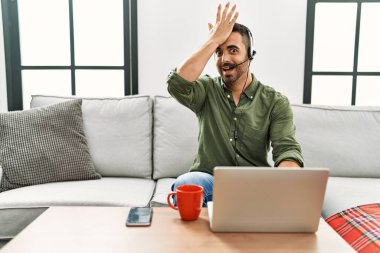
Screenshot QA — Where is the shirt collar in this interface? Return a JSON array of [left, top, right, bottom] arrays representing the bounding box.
[[221, 74, 259, 100]]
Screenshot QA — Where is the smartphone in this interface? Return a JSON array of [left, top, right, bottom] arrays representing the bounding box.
[[126, 207, 153, 227]]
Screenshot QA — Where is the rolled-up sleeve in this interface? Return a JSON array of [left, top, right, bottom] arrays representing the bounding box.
[[269, 97, 304, 167], [167, 69, 209, 113]]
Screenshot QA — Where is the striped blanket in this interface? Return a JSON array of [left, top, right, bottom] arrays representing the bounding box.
[[326, 203, 380, 253]]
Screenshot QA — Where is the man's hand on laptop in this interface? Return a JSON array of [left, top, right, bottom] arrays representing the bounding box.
[[278, 160, 300, 168]]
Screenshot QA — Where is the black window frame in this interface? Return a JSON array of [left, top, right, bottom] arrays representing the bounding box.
[[303, 0, 380, 105], [1, 0, 138, 111]]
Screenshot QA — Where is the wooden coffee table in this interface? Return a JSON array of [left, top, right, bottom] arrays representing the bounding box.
[[1, 207, 354, 252]]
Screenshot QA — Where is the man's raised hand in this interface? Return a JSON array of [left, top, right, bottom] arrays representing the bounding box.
[[208, 2, 239, 46], [176, 2, 238, 82]]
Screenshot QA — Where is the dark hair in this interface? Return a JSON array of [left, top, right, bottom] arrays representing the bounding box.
[[232, 23, 256, 58]]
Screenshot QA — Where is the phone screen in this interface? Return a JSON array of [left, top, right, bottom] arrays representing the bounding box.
[[126, 207, 153, 227]]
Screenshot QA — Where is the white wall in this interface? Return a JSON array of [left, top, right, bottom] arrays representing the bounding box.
[[0, 0, 8, 112], [138, 0, 307, 103], [0, 0, 307, 109]]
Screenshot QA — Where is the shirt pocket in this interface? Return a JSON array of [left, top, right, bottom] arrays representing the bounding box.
[[241, 123, 269, 147]]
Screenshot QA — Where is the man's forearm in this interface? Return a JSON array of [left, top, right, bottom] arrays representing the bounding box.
[[177, 39, 218, 83]]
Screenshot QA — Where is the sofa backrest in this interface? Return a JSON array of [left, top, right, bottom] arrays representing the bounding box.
[[29, 95, 380, 179], [292, 104, 380, 177], [30, 95, 153, 178], [154, 98, 380, 178], [152, 96, 198, 179]]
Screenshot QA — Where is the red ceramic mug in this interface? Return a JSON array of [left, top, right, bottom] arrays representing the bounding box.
[[167, 185, 204, 221]]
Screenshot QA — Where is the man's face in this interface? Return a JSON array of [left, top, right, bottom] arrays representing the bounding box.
[[215, 32, 250, 86]]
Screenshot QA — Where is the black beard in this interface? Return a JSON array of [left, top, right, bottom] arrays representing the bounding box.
[[221, 65, 246, 85]]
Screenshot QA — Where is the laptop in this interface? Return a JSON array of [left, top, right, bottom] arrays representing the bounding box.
[[207, 167, 329, 233]]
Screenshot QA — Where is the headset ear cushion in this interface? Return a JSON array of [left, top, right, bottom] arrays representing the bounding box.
[[248, 50, 256, 60]]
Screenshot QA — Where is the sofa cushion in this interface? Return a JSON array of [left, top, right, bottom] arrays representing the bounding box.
[[322, 177, 380, 218], [0, 100, 100, 193], [31, 95, 153, 178], [292, 104, 380, 177], [150, 178, 175, 207], [153, 96, 198, 179], [0, 177, 155, 208]]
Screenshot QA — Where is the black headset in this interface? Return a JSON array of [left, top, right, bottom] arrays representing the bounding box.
[[224, 27, 256, 70], [246, 28, 256, 60], [223, 26, 256, 70]]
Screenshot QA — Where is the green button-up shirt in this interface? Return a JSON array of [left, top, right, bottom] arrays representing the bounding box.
[[167, 69, 304, 175]]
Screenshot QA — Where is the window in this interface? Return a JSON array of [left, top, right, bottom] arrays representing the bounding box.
[[304, 0, 380, 106], [2, 0, 138, 110]]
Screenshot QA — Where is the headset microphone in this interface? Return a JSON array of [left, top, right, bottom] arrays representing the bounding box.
[[222, 56, 253, 70]]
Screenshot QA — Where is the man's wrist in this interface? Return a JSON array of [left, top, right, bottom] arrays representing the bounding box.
[[277, 160, 301, 168], [205, 38, 219, 50]]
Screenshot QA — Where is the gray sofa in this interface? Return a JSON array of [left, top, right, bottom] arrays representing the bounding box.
[[0, 95, 379, 245]]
